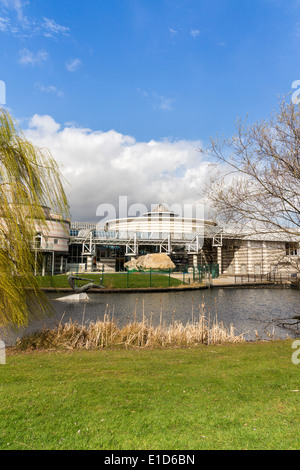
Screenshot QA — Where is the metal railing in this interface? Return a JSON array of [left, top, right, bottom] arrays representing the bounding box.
[[233, 272, 299, 284]]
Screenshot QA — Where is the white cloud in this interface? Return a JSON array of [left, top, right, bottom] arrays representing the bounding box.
[[19, 48, 48, 66], [0, 15, 9, 31], [190, 29, 200, 39], [0, 0, 27, 24], [0, 0, 31, 33], [140, 90, 175, 111], [169, 28, 178, 36], [35, 82, 64, 97], [65, 58, 82, 72], [0, 1, 70, 38], [157, 95, 174, 111], [42, 17, 70, 38], [24, 114, 212, 221], [169, 27, 179, 45]]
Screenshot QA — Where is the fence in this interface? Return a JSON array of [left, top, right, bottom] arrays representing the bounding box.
[[233, 272, 299, 284], [100, 264, 220, 289], [190, 264, 219, 283], [35, 264, 220, 289], [101, 269, 185, 289]]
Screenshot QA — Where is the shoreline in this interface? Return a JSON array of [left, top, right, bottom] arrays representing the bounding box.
[[38, 281, 290, 294], [3, 283, 298, 347], [5, 336, 296, 355]]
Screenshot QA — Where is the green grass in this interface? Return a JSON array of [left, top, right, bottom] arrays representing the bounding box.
[[0, 340, 299, 450], [35, 272, 185, 289]]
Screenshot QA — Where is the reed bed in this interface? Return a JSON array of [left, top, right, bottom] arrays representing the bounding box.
[[16, 307, 245, 351]]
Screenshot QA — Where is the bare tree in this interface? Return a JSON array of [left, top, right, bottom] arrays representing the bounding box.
[[206, 99, 300, 244]]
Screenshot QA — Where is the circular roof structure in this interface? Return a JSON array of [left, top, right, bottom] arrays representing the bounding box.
[[143, 203, 176, 217]]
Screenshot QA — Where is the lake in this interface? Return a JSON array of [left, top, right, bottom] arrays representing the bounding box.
[[2, 287, 300, 345]]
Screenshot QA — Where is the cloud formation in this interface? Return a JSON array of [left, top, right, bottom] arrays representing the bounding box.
[[0, 0, 28, 26], [190, 29, 200, 39], [34, 82, 63, 97], [139, 90, 175, 111], [24, 115, 212, 222], [65, 58, 82, 72], [19, 48, 48, 66], [42, 17, 70, 38], [0, 0, 69, 38]]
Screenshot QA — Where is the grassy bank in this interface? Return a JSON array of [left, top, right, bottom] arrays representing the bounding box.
[[36, 273, 186, 289], [1, 340, 299, 450]]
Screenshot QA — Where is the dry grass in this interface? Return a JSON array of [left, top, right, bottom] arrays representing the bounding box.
[[16, 305, 245, 351]]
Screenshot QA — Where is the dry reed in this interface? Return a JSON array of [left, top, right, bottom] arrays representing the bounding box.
[[16, 308, 245, 351]]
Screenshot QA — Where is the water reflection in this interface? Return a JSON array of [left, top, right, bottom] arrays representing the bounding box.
[[2, 288, 300, 345]]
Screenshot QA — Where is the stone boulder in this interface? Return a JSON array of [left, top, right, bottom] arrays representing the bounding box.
[[123, 258, 139, 271], [124, 253, 175, 272]]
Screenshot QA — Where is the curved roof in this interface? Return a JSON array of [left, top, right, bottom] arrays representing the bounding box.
[[152, 203, 172, 213], [143, 203, 176, 217]]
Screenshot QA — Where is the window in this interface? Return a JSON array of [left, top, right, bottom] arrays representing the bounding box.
[[286, 243, 299, 256], [254, 264, 261, 275], [250, 241, 262, 248], [34, 233, 42, 248], [240, 264, 247, 274], [271, 264, 278, 274]]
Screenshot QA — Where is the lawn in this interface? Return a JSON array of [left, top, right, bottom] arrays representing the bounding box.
[[0, 340, 299, 450], [35, 272, 186, 289]]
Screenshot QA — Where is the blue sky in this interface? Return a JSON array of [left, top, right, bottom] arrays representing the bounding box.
[[1, 0, 300, 220]]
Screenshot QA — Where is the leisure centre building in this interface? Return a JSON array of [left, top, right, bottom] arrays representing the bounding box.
[[63, 204, 300, 278]]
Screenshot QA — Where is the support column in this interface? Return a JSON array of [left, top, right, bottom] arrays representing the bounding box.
[[42, 255, 46, 276], [262, 242, 266, 275], [217, 246, 222, 274], [52, 252, 55, 276], [86, 255, 93, 272], [247, 241, 253, 274], [60, 256, 64, 274], [233, 247, 238, 274]]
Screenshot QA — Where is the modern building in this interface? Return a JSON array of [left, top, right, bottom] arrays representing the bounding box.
[[68, 204, 300, 277], [0, 205, 70, 276], [32, 206, 70, 275]]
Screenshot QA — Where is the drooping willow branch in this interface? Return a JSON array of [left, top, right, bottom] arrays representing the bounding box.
[[0, 109, 70, 328]]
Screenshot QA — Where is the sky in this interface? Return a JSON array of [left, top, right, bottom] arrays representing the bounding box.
[[1, 0, 300, 221]]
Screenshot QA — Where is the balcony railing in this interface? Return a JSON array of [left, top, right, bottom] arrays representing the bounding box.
[[31, 241, 54, 251]]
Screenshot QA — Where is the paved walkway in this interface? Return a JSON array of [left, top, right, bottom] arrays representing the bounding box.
[[211, 277, 274, 287], [170, 273, 280, 288]]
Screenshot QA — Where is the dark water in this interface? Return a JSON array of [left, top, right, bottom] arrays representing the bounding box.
[[2, 287, 300, 345]]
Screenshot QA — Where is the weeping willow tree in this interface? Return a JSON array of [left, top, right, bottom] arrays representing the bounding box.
[[0, 109, 69, 327]]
